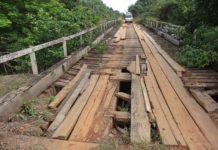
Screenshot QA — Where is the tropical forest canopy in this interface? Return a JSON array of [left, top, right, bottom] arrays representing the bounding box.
[[0, 0, 119, 73], [129, 0, 218, 68]]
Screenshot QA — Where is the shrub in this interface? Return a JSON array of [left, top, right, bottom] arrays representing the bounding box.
[[178, 46, 218, 68]]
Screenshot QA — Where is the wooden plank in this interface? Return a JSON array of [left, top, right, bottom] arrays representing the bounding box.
[[69, 75, 109, 141], [121, 27, 127, 40], [140, 63, 147, 75], [144, 76, 178, 145], [127, 61, 136, 74], [55, 82, 66, 88], [131, 74, 150, 143], [190, 89, 218, 113], [115, 92, 131, 103], [110, 73, 131, 81], [107, 111, 130, 123], [185, 82, 218, 88], [48, 64, 87, 109], [134, 24, 213, 149], [207, 89, 218, 95], [135, 55, 140, 75], [140, 78, 152, 113], [0, 26, 111, 118], [52, 75, 99, 140], [48, 71, 90, 132], [145, 64, 186, 146]]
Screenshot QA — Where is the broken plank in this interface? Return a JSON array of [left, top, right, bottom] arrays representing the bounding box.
[[144, 76, 178, 145], [140, 78, 152, 113], [110, 73, 131, 81], [69, 75, 109, 141], [49, 64, 87, 109], [127, 61, 136, 74], [52, 75, 99, 140], [136, 55, 140, 75], [107, 111, 130, 123], [115, 92, 131, 103], [190, 89, 218, 113], [135, 25, 212, 149], [48, 71, 90, 132], [131, 74, 150, 143], [140, 63, 147, 75], [145, 64, 186, 146]]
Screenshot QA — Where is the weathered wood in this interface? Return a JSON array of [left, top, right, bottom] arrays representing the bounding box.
[[48, 64, 87, 109], [121, 26, 126, 40], [52, 75, 99, 140], [131, 74, 150, 143], [143, 34, 185, 75], [144, 76, 178, 145], [69, 75, 109, 141], [0, 26, 112, 118], [140, 78, 152, 113], [115, 92, 131, 103], [134, 24, 213, 149], [145, 64, 186, 146], [110, 73, 131, 81], [0, 20, 116, 64], [55, 82, 66, 88], [190, 89, 218, 113], [127, 61, 136, 74], [135, 55, 140, 75], [63, 39, 67, 57], [48, 71, 90, 132], [185, 82, 218, 88], [140, 63, 147, 75], [30, 52, 38, 75], [108, 111, 130, 123]]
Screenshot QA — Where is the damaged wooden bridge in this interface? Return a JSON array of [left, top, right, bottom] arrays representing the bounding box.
[[1, 23, 218, 150]]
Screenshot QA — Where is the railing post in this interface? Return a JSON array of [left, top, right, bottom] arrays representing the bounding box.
[[63, 38, 67, 57], [30, 51, 38, 75]]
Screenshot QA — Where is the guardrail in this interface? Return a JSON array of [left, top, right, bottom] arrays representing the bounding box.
[[144, 19, 184, 46], [0, 20, 118, 74], [144, 19, 183, 31]]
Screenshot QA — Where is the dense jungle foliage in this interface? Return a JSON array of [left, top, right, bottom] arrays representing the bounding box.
[[0, 0, 119, 73], [129, 0, 218, 68]]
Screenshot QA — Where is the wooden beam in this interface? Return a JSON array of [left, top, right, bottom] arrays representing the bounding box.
[[144, 76, 179, 146], [108, 111, 130, 123], [140, 78, 152, 113], [52, 75, 99, 140], [115, 92, 131, 103], [48, 64, 87, 109], [145, 64, 186, 146], [136, 55, 140, 75], [190, 89, 218, 113], [69, 75, 109, 141], [134, 24, 213, 149], [131, 74, 150, 143], [48, 71, 90, 132], [110, 73, 131, 81]]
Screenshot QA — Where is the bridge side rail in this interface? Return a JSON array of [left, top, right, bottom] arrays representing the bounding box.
[[0, 20, 118, 74]]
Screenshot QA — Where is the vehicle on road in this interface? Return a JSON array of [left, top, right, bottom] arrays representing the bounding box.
[[125, 12, 133, 23]]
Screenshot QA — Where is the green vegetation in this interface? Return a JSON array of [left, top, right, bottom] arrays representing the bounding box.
[[92, 41, 107, 54], [0, 0, 119, 73], [129, 0, 218, 68], [20, 101, 38, 117]]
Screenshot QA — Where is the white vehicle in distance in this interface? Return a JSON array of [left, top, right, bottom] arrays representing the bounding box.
[[125, 12, 133, 23]]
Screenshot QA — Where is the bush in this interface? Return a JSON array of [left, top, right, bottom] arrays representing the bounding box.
[[178, 46, 218, 68]]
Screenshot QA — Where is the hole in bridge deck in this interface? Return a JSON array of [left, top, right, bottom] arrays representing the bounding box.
[[210, 95, 218, 103]]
